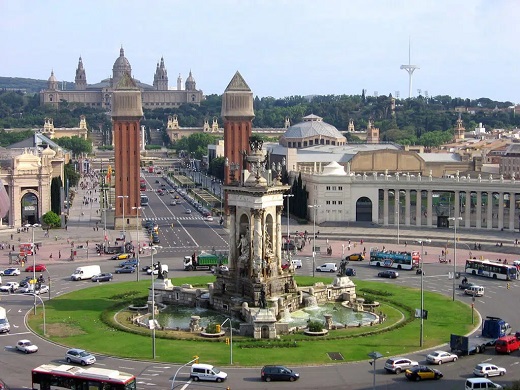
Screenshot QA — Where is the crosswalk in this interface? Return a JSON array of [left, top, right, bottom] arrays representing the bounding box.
[[141, 215, 209, 222]]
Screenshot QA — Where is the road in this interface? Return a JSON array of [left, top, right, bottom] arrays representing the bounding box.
[[1, 173, 519, 389]]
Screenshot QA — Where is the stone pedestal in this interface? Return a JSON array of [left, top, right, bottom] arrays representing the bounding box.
[[251, 308, 278, 339], [154, 279, 173, 290]]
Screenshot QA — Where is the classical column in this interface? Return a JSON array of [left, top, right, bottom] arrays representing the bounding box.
[[454, 190, 460, 218], [405, 189, 411, 226], [252, 209, 263, 269], [465, 191, 471, 228], [383, 189, 389, 225], [476, 191, 482, 229], [509, 192, 515, 232], [229, 206, 236, 269], [487, 192, 493, 229], [427, 190, 433, 227], [276, 206, 283, 268], [415, 190, 422, 227], [498, 192, 504, 230]]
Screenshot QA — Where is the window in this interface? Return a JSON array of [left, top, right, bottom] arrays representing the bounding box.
[[326, 186, 331, 190], [332, 186, 336, 190], [326, 201, 330, 205], [332, 201, 336, 205], [338, 186, 343, 190], [338, 201, 343, 205]]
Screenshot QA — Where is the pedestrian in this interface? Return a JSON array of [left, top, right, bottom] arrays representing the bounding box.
[[59, 250, 61, 259], [10, 233, 13, 240], [49, 253, 53, 260]]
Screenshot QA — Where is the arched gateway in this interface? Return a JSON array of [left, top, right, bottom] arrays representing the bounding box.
[[356, 197, 372, 221]]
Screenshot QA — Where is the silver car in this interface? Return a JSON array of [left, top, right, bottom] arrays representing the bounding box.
[[426, 350, 458, 365], [65, 348, 96, 365]]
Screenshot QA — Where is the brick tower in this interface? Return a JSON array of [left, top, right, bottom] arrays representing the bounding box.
[[111, 72, 143, 229], [221, 71, 255, 185]]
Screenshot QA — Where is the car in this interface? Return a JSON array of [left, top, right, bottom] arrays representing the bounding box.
[[1, 268, 21, 276], [204, 216, 214, 222], [155, 180, 160, 183], [25, 264, 47, 272], [261, 365, 300, 382], [110, 253, 130, 260], [315, 263, 338, 273], [92, 273, 113, 282], [142, 263, 158, 272], [65, 348, 96, 365], [170, 200, 176, 206], [291, 259, 303, 269], [473, 363, 506, 377], [185, 209, 192, 214], [119, 259, 138, 267], [159, 191, 165, 196], [152, 235, 160, 244], [35, 285, 49, 295], [426, 350, 458, 365], [345, 268, 356, 276], [459, 280, 477, 290], [346, 253, 365, 261], [17, 284, 35, 294], [405, 365, 443, 381], [115, 266, 136, 274], [384, 357, 419, 374], [16, 339, 38, 354], [378, 270, 399, 279], [465, 285, 484, 297], [0, 282, 19, 292]]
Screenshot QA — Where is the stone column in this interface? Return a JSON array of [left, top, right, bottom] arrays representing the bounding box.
[[476, 192, 482, 229], [252, 209, 263, 272], [405, 189, 411, 226], [394, 191, 400, 227], [427, 190, 433, 227], [276, 206, 283, 267], [509, 192, 515, 232], [415, 190, 422, 227], [453, 190, 460, 219], [498, 192, 504, 230], [465, 191, 471, 228], [487, 192, 493, 229], [229, 206, 237, 269], [383, 189, 389, 225]]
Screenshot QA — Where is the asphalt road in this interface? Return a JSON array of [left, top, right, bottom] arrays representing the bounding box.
[[1, 175, 519, 389]]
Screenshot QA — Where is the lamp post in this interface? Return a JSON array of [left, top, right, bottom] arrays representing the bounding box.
[[148, 246, 158, 359], [449, 216, 462, 301], [117, 195, 129, 251], [308, 202, 321, 277], [132, 206, 143, 282], [29, 225, 37, 314], [221, 317, 233, 364], [368, 351, 383, 390], [396, 203, 400, 245], [415, 239, 431, 347], [28, 293, 46, 336], [283, 193, 294, 261]]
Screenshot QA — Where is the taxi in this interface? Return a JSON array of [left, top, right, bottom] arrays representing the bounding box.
[[405, 366, 443, 381]]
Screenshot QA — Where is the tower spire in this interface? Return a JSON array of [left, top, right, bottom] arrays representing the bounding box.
[[400, 37, 420, 98]]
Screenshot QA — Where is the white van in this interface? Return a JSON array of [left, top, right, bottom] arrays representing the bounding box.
[[291, 259, 303, 269], [190, 363, 227, 382], [315, 263, 338, 273], [71, 265, 102, 281], [465, 285, 485, 297], [465, 377, 502, 389], [0, 306, 10, 333]]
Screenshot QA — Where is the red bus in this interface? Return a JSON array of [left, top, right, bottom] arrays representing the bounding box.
[[32, 363, 137, 390]]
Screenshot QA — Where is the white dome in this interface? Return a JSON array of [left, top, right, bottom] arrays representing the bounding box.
[[322, 161, 346, 176]]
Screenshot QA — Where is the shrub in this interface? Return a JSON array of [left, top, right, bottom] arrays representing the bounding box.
[[42, 211, 61, 228], [205, 323, 220, 334], [307, 320, 324, 332]]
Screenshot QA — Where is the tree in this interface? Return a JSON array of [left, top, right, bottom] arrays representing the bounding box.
[[64, 162, 80, 187], [51, 176, 63, 215], [54, 136, 92, 157], [208, 157, 225, 181], [42, 211, 61, 228]]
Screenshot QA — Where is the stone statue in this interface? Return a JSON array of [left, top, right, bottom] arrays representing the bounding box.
[[259, 285, 267, 309], [264, 226, 273, 255], [237, 231, 250, 260], [157, 261, 165, 280]]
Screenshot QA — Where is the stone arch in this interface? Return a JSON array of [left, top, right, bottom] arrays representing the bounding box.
[[261, 325, 270, 339], [20, 191, 39, 225], [356, 197, 372, 222]]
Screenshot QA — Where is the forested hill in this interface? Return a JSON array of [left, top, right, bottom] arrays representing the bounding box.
[[0, 77, 51, 93]]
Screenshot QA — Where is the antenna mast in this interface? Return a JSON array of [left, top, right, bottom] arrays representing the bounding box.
[[400, 37, 420, 98]]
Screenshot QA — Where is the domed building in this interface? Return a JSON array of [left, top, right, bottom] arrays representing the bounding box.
[[40, 47, 204, 109], [279, 114, 347, 148]]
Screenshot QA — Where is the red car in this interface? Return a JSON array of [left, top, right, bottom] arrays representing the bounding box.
[[25, 264, 47, 272]]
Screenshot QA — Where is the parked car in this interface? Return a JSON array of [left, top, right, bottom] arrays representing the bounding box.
[[378, 270, 399, 279], [315, 263, 338, 273], [384, 357, 419, 374], [345, 268, 356, 276], [405, 366, 443, 381], [92, 273, 113, 282], [115, 266, 136, 274], [110, 253, 130, 260], [1, 267, 21, 276], [426, 350, 458, 365], [0, 281, 19, 292], [65, 348, 96, 365], [346, 253, 364, 261], [25, 264, 46, 272], [473, 363, 506, 377], [261, 365, 300, 382], [16, 339, 38, 354]]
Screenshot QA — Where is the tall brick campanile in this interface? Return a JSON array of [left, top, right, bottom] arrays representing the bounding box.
[[111, 72, 143, 229], [221, 71, 255, 185]]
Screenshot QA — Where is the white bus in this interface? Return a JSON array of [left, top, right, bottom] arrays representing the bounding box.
[[465, 259, 518, 281], [140, 194, 149, 206]]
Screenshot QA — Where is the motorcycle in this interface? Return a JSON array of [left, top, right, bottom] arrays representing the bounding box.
[[416, 268, 424, 275], [439, 257, 448, 264]]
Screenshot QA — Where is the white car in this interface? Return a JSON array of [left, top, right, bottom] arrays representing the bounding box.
[[35, 285, 49, 295], [16, 339, 38, 353], [0, 282, 19, 292], [426, 350, 458, 365], [204, 216, 214, 222], [1, 267, 21, 276], [473, 363, 506, 377]]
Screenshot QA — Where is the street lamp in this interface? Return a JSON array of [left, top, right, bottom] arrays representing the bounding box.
[[27, 293, 46, 336], [368, 351, 383, 390], [117, 195, 129, 251], [283, 193, 294, 261], [144, 245, 159, 359], [132, 206, 143, 282], [29, 225, 37, 314], [449, 216, 463, 301], [396, 203, 400, 245], [221, 317, 233, 364], [308, 202, 321, 277], [415, 239, 431, 347]]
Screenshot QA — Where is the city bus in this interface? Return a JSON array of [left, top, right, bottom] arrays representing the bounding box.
[[32, 363, 137, 390], [369, 250, 420, 270], [139, 177, 146, 191], [465, 259, 518, 281], [140, 194, 149, 206]]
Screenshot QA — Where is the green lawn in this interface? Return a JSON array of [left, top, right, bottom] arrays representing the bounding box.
[[28, 276, 475, 366]]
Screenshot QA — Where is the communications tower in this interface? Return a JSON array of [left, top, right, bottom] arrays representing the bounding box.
[[400, 39, 419, 98]]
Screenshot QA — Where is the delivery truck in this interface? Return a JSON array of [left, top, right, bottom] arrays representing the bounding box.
[[184, 252, 228, 271], [450, 316, 511, 355], [71, 265, 102, 281]]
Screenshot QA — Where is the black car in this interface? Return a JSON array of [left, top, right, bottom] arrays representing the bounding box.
[[378, 270, 399, 279], [142, 263, 158, 272], [261, 365, 300, 382]]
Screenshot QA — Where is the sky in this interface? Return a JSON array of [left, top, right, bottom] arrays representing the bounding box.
[[1, 0, 519, 103]]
